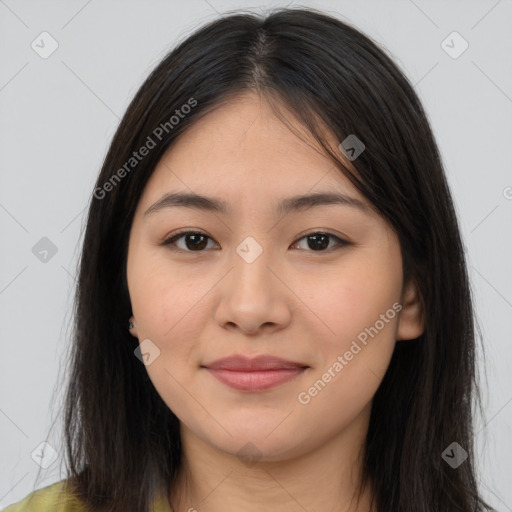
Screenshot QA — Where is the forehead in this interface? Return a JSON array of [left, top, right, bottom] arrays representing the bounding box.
[[138, 92, 365, 212]]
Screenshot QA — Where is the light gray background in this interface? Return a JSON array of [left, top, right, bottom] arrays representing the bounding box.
[[1, 0, 511, 510]]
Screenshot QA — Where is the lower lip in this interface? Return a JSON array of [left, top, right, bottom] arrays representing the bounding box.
[[204, 367, 307, 391]]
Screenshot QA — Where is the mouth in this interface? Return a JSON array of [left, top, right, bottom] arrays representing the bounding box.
[[201, 354, 310, 392]]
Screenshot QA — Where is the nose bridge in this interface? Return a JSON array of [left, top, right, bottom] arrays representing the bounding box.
[[231, 233, 274, 292]]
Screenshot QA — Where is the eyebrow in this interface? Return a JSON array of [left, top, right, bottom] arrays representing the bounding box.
[[143, 191, 371, 218]]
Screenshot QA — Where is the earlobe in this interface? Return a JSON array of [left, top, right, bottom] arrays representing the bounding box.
[[128, 316, 139, 338], [396, 279, 424, 341]]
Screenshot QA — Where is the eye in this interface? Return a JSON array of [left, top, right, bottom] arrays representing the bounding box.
[[291, 232, 349, 252], [161, 230, 350, 253], [161, 230, 219, 252]]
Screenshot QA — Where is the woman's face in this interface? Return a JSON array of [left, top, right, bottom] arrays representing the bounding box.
[[126, 92, 423, 462]]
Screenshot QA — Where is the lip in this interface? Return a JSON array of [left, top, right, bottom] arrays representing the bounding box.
[[202, 355, 309, 371], [201, 355, 309, 392], [204, 367, 307, 391]]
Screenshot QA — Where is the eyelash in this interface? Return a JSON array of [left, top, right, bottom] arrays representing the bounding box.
[[161, 229, 350, 253]]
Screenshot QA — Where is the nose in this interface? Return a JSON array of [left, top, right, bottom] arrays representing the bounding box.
[[213, 240, 292, 336]]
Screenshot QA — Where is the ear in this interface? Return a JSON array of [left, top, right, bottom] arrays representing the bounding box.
[[128, 315, 139, 338], [397, 278, 424, 341]]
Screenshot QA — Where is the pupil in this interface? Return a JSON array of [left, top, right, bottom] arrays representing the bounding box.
[[187, 234, 207, 250], [308, 234, 328, 250]]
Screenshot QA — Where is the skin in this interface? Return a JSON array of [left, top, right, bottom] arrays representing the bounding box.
[[127, 91, 424, 512]]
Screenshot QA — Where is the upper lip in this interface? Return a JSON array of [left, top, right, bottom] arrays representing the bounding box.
[[202, 355, 309, 371]]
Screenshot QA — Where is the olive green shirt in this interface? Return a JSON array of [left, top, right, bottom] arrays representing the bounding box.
[[1, 480, 173, 512]]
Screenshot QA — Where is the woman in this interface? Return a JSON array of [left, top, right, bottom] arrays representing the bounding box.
[[2, 7, 494, 512]]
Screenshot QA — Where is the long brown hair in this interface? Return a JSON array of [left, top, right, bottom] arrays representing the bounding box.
[[57, 7, 494, 511]]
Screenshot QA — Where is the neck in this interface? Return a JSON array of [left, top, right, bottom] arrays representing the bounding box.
[[169, 405, 375, 512]]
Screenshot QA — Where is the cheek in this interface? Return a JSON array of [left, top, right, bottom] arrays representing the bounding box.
[[297, 250, 402, 351], [293, 252, 402, 417], [129, 251, 216, 349], [133, 274, 193, 340], [296, 284, 399, 428]]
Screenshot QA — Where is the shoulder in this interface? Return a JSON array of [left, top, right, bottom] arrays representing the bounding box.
[[2, 480, 173, 512], [1, 480, 86, 512]]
